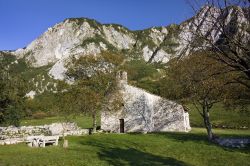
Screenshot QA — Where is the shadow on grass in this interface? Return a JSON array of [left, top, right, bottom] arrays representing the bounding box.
[[151, 132, 208, 143], [97, 147, 192, 166], [72, 131, 249, 165], [222, 145, 250, 154], [78, 139, 192, 166], [151, 132, 250, 154]]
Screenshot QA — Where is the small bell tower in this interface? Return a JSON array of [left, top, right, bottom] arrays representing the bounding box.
[[117, 71, 127, 88]]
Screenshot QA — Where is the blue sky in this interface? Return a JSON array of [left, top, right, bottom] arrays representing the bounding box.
[[0, 0, 198, 50]]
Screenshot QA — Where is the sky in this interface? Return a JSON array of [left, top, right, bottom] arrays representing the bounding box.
[[0, 0, 198, 50]]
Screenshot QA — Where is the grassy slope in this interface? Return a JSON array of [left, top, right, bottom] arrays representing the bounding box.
[[189, 104, 250, 129], [0, 128, 249, 166]]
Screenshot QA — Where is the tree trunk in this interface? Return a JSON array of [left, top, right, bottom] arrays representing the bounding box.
[[62, 123, 68, 148], [202, 104, 214, 141], [63, 139, 68, 148], [92, 113, 97, 133]]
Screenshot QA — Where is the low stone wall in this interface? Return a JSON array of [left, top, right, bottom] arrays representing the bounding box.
[[214, 138, 250, 148], [0, 123, 89, 145]]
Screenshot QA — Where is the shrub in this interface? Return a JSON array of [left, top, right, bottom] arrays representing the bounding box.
[[122, 60, 158, 81], [32, 111, 48, 119], [1, 105, 22, 127]]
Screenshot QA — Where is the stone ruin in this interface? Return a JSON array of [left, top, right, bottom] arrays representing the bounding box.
[[0, 122, 89, 145]]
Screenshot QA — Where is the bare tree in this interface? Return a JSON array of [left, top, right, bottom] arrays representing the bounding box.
[[185, 0, 250, 88]]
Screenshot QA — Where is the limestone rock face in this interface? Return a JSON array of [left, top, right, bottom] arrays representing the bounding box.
[[12, 19, 137, 79], [9, 20, 168, 70], [13, 18, 137, 66], [15, 19, 100, 66], [102, 25, 136, 49], [177, 5, 250, 56], [101, 72, 191, 133], [7, 6, 248, 82]]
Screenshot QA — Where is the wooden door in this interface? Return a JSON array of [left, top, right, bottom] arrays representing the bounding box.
[[119, 119, 124, 133]]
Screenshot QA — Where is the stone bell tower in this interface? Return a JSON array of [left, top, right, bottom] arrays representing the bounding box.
[[116, 71, 127, 88]]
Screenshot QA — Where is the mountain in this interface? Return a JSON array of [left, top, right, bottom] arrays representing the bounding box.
[[0, 5, 249, 96], [11, 19, 180, 80]]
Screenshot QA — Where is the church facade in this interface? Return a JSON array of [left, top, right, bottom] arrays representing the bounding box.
[[101, 71, 191, 133]]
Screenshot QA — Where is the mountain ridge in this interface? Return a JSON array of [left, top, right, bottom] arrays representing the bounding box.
[[0, 5, 249, 89]]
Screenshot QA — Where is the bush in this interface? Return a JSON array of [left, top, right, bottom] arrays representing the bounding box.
[[122, 60, 158, 81], [0, 105, 22, 127], [32, 111, 48, 119]]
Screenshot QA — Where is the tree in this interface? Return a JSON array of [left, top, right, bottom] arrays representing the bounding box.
[[162, 51, 247, 141], [65, 52, 123, 132], [185, 0, 250, 88], [0, 55, 27, 126]]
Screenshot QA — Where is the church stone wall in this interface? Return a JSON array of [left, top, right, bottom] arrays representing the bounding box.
[[101, 71, 191, 133]]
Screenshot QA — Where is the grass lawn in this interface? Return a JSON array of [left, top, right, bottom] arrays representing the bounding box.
[[188, 103, 250, 129], [7, 106, 250, 165], [0, 128, 249, 166]]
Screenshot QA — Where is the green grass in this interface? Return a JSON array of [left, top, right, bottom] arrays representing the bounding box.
[[0, 128, 249, 166], [189, 103, 250, 129], [14, 104, 250, 165]]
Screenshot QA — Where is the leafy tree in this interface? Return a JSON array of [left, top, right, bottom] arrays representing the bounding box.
[[0, 55, 27, 126], [162, 51, 248, 140], [120, 59, 165, 95], [65, 52, 123, 132], [23, 92, 61, 117], [121, 59, 158, 82]]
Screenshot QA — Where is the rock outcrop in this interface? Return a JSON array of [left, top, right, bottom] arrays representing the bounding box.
[[178, 5, 250, 56]]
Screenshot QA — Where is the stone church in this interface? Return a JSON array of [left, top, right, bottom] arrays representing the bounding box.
[[101, 71, 191, 133]]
